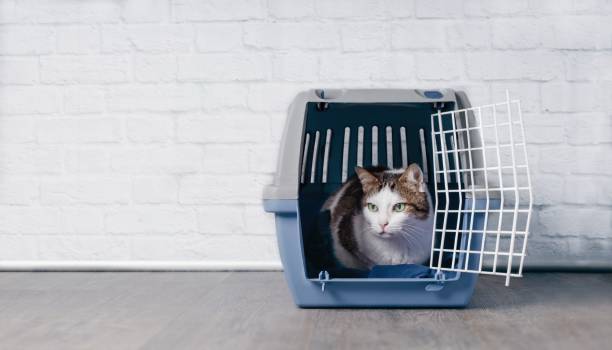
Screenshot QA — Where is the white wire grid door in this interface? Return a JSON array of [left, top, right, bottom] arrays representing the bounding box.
[[430, 93, 533, 286]]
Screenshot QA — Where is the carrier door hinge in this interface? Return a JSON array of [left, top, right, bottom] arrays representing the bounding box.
[[425, 270, 446, 292], [317, 270, 330, 292], [433, 102, 445, 109]]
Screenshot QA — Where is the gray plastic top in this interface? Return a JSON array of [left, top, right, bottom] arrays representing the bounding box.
[[263, 88, 461, 200]]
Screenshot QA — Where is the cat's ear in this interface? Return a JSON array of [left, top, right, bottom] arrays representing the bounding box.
[[400, 163, 424, 185], [355, 167, 379, 192]]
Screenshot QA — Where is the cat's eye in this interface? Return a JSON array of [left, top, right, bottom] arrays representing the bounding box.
[[367, 203, 378, 212], [393, 203, 407, 212]]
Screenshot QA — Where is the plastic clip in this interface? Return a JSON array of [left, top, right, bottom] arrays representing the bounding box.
[[425, 270, 446, 292], [318, 270, 330, 292]]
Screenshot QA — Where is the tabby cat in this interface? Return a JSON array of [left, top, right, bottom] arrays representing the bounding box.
[[322, 164, 434, 270]]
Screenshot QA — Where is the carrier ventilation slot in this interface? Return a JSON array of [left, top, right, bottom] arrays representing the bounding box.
[[300, 133, 310, 184], [321, 129, 332, 183], [371, 126, 378, 166], [385, 126, 393, 168], [400, 127, 408, 168], [302, 125, 434, 184], [341, 127, 350, 182], [357, 126, 364, 167], [310, 131, 320, 183], [419, 128, 428, 183]]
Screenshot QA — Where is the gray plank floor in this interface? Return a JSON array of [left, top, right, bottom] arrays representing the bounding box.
[[0, 272, 610, 350]]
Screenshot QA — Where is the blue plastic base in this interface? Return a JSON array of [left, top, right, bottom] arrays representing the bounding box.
[[264, 198, 492, 308]]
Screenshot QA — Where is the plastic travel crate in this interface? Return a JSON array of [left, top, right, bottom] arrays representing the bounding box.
[[263, 89, 532, 308]]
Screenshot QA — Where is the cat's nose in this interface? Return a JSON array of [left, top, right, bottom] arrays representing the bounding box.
[[380, 223, 388, 232]]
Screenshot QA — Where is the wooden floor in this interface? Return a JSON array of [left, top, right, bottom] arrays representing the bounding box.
[[0, 272, 610, 350]]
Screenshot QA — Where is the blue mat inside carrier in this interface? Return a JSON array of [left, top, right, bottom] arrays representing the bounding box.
[[264, 89, 491, 308]]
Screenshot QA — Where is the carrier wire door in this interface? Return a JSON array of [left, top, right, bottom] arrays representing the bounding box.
[[430, 93, 533, 286]]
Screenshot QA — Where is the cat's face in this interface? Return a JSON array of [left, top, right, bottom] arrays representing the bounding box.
[[356, 165, 430, 239]]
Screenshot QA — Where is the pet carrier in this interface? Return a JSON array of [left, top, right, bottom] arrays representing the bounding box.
[[263, 89, 532, 308]]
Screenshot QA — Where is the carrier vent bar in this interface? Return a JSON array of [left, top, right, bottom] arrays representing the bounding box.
[[300, 133, 310, 184], [322, 129, 332, 183], [400, 127, 408, 168], [302, 125, 432, 184]]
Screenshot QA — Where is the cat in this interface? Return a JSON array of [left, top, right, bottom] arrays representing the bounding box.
[[322, 164, 434, 270]]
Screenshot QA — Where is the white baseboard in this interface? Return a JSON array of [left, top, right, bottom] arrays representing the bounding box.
[[0, 260, 283, 271], [0, 260, 609, 272]]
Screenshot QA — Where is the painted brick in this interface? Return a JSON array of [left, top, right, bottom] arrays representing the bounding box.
[[172, 0, 266, 22], [563, 176, 606, 205], [128, 24, 194, 53], [446, 21, 490, 49], [391, 22, 446, 49], [0, 117, 35, 143], [415, 53, 463, 81], [538, 206, 612, 238], [177, 54, 269, 82], [0, 145, 63, 174], [566, 53, 612, 81], [340, 23, 387, 52], [41, 55, 130, 84], [415, 0, 462, 18], [244, 23, 340, 50], [383, 0, 414, 18], [101, 25, 132, 53], [314, 0, 384, 19], [125, 115, 174, 143], [248, 144, 278, 174], [57, 25, 100, 54], [177, 114, 270, 143], [465, 0, 529, 16], [107, 85, 201, 112], [63, 86, 106, 114], [202, 144, 249, 173], [0, 25, 55, 55], [0, 207, 64, 234], [62, 208, 105, 235], [268, 0, 315, 18], [110, 145, 203, 174], [201, 83, 249, 110], [41, 177, 131, 204], [319, 54, 383, 81], [271, 53, 319, 82], [195, 23, 243, 52], [247, 83, 303, 112], [15, 0, 121, 24], [243, 206, 275, 235], [134, 54, 177, 83], [542, 17, 612, 49], [466, 52, 563, 81], [64, 148, 110, 174], [37, 236, 130, 260], [492, 19, 541, 49], [531, 174, 564, 206], [197, 205, 245, 234], [0, 236, 38, 260], [0, 0, 609, 265], [132, 176, 178, 204], [0, 57, 38, 84], [130, 234, 278, 261], [179, 174, 271, 204], [541, 83, 606, 112], [121, 0, 168, 23], [0, 177, 38, 205], [37, 118, 121, 144]]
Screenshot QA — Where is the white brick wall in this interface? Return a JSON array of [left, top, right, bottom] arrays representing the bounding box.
[[0, 0, 610, 267]]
